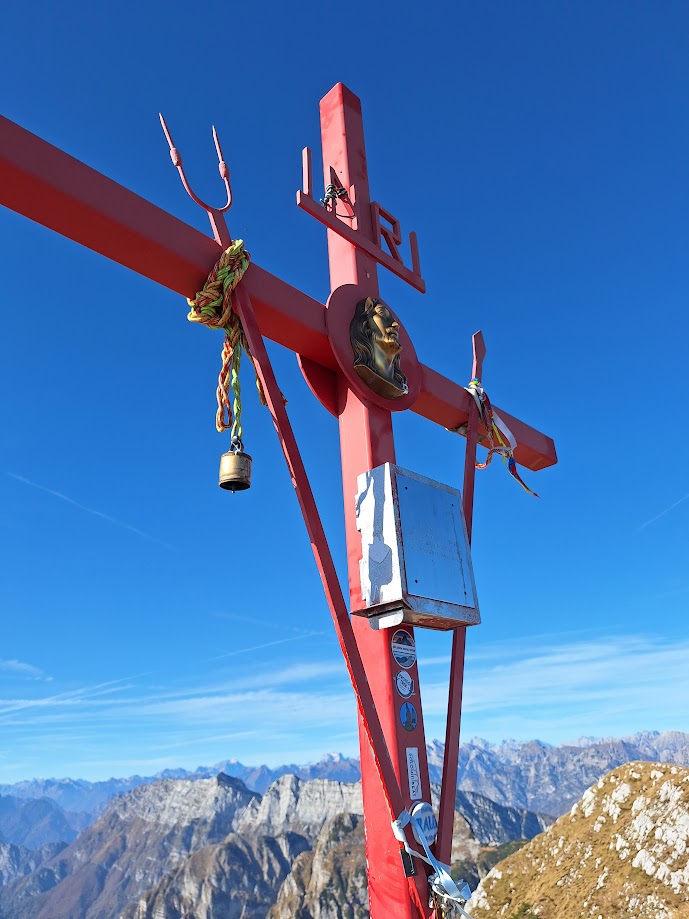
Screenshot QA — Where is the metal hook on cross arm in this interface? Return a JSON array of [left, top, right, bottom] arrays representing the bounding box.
[[158, 114, 233, 247]]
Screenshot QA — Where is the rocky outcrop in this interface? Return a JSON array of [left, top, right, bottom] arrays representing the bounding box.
[[123, 776, 368, 919], [124, 832, 311, 919], [468, 761, 689, 918], [0, 752, 364, 810], [455, 790, 552, 845], [0, 767, 555, 917], [217, 753, 363, 795], [268, 813, 368, 919], [237, 775, 364, 838], [0, 841, 66, 887], [0, 774, 257, 919]]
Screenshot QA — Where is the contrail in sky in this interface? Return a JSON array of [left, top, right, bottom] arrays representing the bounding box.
[[204, 635, 318, 664], [211, 610, 327, 637], [7, 472, 177, 550], [638, 491, 689, 531]]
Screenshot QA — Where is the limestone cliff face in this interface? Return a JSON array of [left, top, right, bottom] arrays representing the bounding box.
[[265, 788, 553, 918], [125, 832, 311, 919], [236, 775, 364, 839], [123, 780, 552, 919], [124, 776, 368, 919], [468, 761, 689, 918], [0, 774, 257, 919], [268, 813, 368, 919], [3, 731, 687, 821], [0, 770, 554, 919], [0, 841, 66, 887], [455, 790, 552, 846]]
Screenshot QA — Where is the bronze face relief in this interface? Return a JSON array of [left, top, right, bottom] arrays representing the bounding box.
[[350, 297, 409, 399]]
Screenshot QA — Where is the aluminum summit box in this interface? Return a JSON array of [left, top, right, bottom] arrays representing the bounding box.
[[354, 464, 480, 631]]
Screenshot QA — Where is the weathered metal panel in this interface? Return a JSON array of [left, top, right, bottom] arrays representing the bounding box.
[[356, 464, 480, 630]]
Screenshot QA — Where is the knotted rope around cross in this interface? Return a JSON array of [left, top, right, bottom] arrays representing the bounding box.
[[186, 240, 266, 445]]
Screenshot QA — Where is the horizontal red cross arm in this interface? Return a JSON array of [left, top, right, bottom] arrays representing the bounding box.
[[0, 114, 556, 472]]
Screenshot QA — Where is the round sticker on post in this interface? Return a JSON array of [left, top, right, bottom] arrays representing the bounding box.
[[395, 671, 415, 699], [391, 630, 416, 669], [400, 701, 418, 732], [410, 801, 438, 846]]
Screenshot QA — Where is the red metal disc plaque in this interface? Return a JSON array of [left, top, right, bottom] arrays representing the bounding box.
[[325, 284, 421, 413]]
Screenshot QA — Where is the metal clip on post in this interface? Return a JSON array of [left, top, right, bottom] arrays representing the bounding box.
[[159, 113, 233, 247], [391, 811, 476, 918]]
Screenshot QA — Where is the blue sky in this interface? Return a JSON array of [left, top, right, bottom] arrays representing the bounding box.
[[1, 1, 688, 783]]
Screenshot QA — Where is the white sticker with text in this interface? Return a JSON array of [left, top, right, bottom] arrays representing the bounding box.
[[406, 747, 422, 800]]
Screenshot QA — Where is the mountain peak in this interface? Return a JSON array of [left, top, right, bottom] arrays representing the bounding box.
[[469, 761, 689, 918]]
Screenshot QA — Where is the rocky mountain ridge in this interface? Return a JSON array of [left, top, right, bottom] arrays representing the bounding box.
[[1, 732, 688, 916], [0, 771, 549, 918], [0, 774, 258, 919], [468, 760, 689, 918], [0, 794, 87, 848], [0, 840, 66, 887], [433, 731, 689, 815], [267, 813, 367, 919], [3, 730, 686, 820], [125, 832, 312, 919]]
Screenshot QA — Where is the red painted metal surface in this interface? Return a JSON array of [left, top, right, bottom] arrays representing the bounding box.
[[296, 355, 339, 416], [317, 82, 431, 918], [434, 332, 485, 865], [158, 114, 233, 247], [0, 113, 556, 473], [297, 146, 425, 292], [234, 283, 407, 824]]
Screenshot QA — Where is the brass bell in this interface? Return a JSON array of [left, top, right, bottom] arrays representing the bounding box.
[[219, 448, 252, 492]]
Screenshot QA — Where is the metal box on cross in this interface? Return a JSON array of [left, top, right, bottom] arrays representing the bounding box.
[[355, 464, 480, 630]]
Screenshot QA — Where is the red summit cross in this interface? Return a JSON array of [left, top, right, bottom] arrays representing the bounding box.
[[0, 84, 557, 917]]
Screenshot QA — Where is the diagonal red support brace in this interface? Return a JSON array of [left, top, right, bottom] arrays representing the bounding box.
[[435, 332, 485, 866], [233, 282, 408, 830]]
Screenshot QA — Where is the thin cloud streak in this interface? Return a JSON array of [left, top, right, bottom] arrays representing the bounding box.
[[421, 634, 689, 743], [639, 491, 689, 530], [7, 473, 178, 551], [0, 677, 139, 718], [0, 659, 52, 681], [211, 611, 327, 637], [203, 635, 321, 663], [2, 631, 688, 781], [0, 660, 351, 728]]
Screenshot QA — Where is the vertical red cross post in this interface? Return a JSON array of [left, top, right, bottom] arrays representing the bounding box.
[[0, 84, 557, 917]]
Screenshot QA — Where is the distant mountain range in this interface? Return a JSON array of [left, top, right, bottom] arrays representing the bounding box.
[[0, 773, 546, 918], [2, 730, 687, 820], [0, 731, 687, 917]]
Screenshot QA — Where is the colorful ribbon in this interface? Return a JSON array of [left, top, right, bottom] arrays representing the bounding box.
[[464, 379, 539, 497]]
